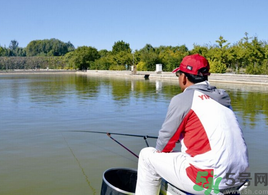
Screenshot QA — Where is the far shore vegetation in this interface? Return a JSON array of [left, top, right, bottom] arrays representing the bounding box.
[[1, 33, 268, 75]]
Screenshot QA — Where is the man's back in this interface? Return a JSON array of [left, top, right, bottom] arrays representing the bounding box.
[[181, 86, 249, 189], [156, 82, 249, 189]]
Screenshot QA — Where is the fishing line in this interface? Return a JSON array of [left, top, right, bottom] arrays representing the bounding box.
[[62, 135, 96, 195], [68, 132, 137, 162], [89, 141, 137, 163]]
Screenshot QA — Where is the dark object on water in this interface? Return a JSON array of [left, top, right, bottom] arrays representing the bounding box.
[[101, 168, 137, 195], [144, 74, 149, 80]]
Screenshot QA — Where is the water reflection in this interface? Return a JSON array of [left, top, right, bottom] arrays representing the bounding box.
[[212, 82, 268, 128], [1, 74, 268, 126], [1, 75, 267, 125], [155, 80, 162, 93], [229, 90, 268, 128]]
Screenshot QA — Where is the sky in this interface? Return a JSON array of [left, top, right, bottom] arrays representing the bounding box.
[[1, 0, 268, 51]]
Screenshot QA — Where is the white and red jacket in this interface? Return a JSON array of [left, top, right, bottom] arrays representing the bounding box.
[[156, 81, 249, 189]]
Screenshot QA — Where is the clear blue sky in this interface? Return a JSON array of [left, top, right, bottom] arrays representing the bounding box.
[[1, 0, 267, 51]]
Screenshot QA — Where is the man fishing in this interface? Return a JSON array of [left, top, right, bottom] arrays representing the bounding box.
[[135, 54, 249, 195]]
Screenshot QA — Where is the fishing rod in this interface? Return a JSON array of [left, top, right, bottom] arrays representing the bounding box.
[[72, 130, 158, 139], [71, 130, 158, 147], [107, 133, 139, 158], [71, 130, 159, 158]]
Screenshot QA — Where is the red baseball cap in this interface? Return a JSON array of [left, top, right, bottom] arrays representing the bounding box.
[[172, 54, 210, 76]]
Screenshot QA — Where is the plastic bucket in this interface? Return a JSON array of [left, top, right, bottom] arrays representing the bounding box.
[[100, 168, 137, 195], [100, 168, 195, 195]]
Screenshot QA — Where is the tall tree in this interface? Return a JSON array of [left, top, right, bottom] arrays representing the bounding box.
[[136, 44, 159, 71], [244, 37, 266, 74], [157, 46, 187, 71], [0, 47, 5, 56], [191, 44, 209, 57], [70, 46, 100, 70], [26, 38, 72, 56], [66, 41, 75, 52], [110, 41, 132, 69], [9, 40, 19, 51], [215, 36, 229, 48], [112, 40, 131, 54]]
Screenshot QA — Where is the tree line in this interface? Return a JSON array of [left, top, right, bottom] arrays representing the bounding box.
[[1, 33, 268, 74]]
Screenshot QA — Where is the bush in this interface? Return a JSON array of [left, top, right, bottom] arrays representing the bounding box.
[[261, 60, 268, 74], [245, 63, 263, 75], [136, 61, 147, 71], [209, 59, 227, 73], [109, 65, 125, 70]]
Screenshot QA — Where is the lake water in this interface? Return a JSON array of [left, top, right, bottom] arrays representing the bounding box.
[[0, 73, 267, 195]]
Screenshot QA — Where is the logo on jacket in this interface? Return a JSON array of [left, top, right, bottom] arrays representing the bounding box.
[[198, 95, 210, 100]]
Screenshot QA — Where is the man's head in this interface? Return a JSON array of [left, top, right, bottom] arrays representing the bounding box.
[[172, 54, 210, 91]]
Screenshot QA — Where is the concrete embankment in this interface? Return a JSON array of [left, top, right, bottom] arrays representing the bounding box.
[[79, 70, 268, 86], [2, 69, 268, 85]]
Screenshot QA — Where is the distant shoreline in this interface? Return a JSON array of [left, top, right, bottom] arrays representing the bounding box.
[[81, 70, 268, 86], [0, 69, 76, 74], [1, 69, 268, 85]]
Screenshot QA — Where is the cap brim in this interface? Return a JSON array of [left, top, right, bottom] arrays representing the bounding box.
[[201, 72, 211, 76], [172, 67, 180, 73]]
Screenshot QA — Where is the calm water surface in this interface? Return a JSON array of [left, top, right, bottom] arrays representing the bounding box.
[[0, 74, 267, 195]]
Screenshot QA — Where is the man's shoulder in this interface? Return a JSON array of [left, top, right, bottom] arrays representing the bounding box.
[[171, 89, 195, 105]]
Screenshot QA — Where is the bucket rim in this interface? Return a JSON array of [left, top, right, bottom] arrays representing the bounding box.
[[102, 167, 137, 195]]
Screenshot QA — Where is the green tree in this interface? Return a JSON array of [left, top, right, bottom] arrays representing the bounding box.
[[113, 51, 132, 66], [262, 43, 268, 74], [136, 61, 147, 71], [224, 44, 245, 73], [158, 46, 187, 71], [49, 39, 68, 56], [91, 54, 116, 70], [190, 44, 209, 58], [215, 36, 230, 65], [112, 40, 131, 54], [0, 47, 5, 56], [99, 49, 109, 57], [136, 44, 159, 71], [26, 38, 72, 56], [16, 47, 26, 56], [64, 51, 76, 69], [105, 41, 133, 70], [206, 36, 230, 73], [208, 58, 227, 73], [66, 41, 75, 52], [216, 36, 229, 48], [70, 46, 100, 70], [244, 37, 266, 74], [9, 40, 19, 52]]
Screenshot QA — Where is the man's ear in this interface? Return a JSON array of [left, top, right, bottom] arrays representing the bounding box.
[[182, 74, 187, 85]]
